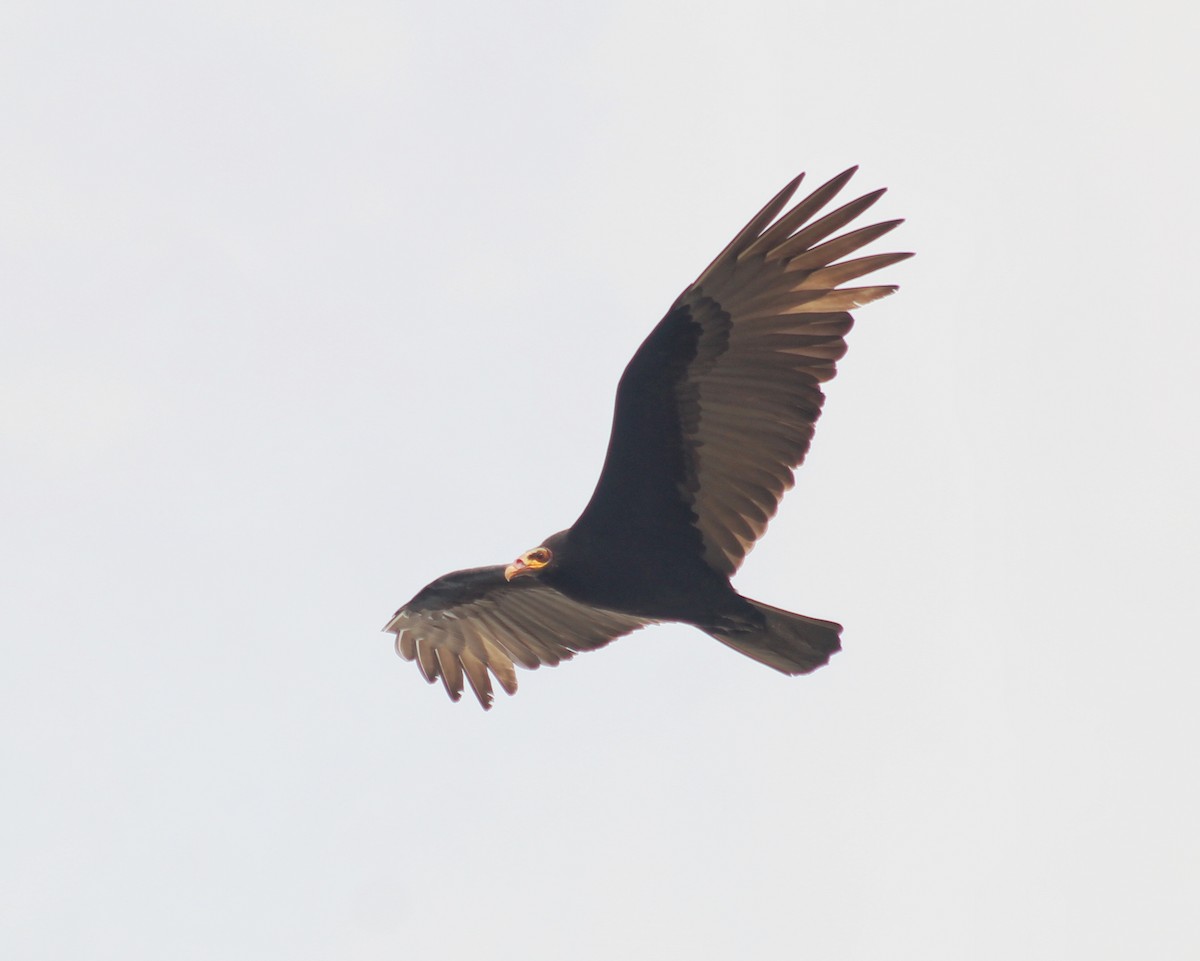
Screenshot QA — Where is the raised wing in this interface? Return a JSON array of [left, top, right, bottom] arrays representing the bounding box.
[[571, 168, 911, 575], [384, 566, 655, 708]]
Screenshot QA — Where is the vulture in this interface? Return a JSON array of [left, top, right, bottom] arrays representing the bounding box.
[[385, 167, 910, 708]]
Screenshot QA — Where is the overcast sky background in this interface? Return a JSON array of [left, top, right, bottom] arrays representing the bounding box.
[[3, 1, 1198, 958]]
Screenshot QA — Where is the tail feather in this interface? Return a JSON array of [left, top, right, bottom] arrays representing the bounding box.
[[708, 599, 842, 675]]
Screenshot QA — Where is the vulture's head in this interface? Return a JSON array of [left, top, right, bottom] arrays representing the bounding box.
[[505, 545, 552, 581], [504, 530, 570, 581]]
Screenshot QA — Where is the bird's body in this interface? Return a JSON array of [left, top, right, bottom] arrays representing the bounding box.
[[533, 527, 746, 626], [386, 168, 910, 708]]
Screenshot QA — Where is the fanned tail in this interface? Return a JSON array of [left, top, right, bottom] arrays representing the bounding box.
[[708, 599, 842, 675]]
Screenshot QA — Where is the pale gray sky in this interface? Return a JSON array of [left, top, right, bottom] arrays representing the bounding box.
[[3, 1, 1199, 958]]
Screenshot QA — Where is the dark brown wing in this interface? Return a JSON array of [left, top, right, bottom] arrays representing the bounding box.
[[384, 566, 655, 708], [570, 168, 911, 575]]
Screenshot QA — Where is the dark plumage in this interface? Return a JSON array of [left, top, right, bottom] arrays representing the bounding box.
[[386, 168, 911, 708]]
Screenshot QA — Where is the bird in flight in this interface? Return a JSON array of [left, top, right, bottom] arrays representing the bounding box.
[[385, 167, 910, 708]]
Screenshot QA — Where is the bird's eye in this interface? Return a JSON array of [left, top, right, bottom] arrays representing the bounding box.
[[529, 548, 551, 564]]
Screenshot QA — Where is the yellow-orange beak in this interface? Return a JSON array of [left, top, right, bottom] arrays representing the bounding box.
[[504, 558, 528, 582]]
